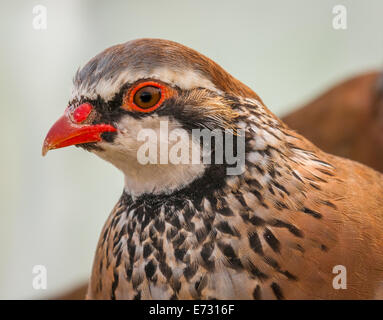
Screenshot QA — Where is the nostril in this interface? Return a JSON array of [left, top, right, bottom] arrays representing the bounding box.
[[73, 103, 93, 123]]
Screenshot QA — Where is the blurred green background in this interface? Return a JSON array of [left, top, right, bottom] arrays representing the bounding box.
[[0, 0, 382, 299]]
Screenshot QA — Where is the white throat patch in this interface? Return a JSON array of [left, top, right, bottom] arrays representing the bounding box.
[[93, 115, 206, 196]]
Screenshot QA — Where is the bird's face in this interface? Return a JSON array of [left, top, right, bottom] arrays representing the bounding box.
[[43, 39, 261, 196]]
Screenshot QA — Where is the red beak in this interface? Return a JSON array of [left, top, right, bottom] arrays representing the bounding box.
[[42, 103, 117, 156]]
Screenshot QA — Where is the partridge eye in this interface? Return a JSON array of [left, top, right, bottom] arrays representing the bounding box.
[[133, 86, 161, 109]]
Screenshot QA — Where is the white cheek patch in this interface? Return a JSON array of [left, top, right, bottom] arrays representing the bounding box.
[[71, 67, 221, 102], [93, 115, 206, 196]]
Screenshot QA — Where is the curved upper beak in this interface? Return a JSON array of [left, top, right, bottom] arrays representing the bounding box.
[[42, 108, 117, 156]]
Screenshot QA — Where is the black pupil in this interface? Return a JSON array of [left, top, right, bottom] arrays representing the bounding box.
[[140, 91, 153, 103]]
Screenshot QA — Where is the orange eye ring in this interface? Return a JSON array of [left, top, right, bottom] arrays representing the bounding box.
[[122, 81, 174, 113]]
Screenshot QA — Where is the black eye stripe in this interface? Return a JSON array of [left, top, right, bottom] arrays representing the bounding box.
[[70, 82, 184, 123]]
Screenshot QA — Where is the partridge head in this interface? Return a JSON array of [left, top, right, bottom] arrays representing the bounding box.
[[43, 39, 383, 299]]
